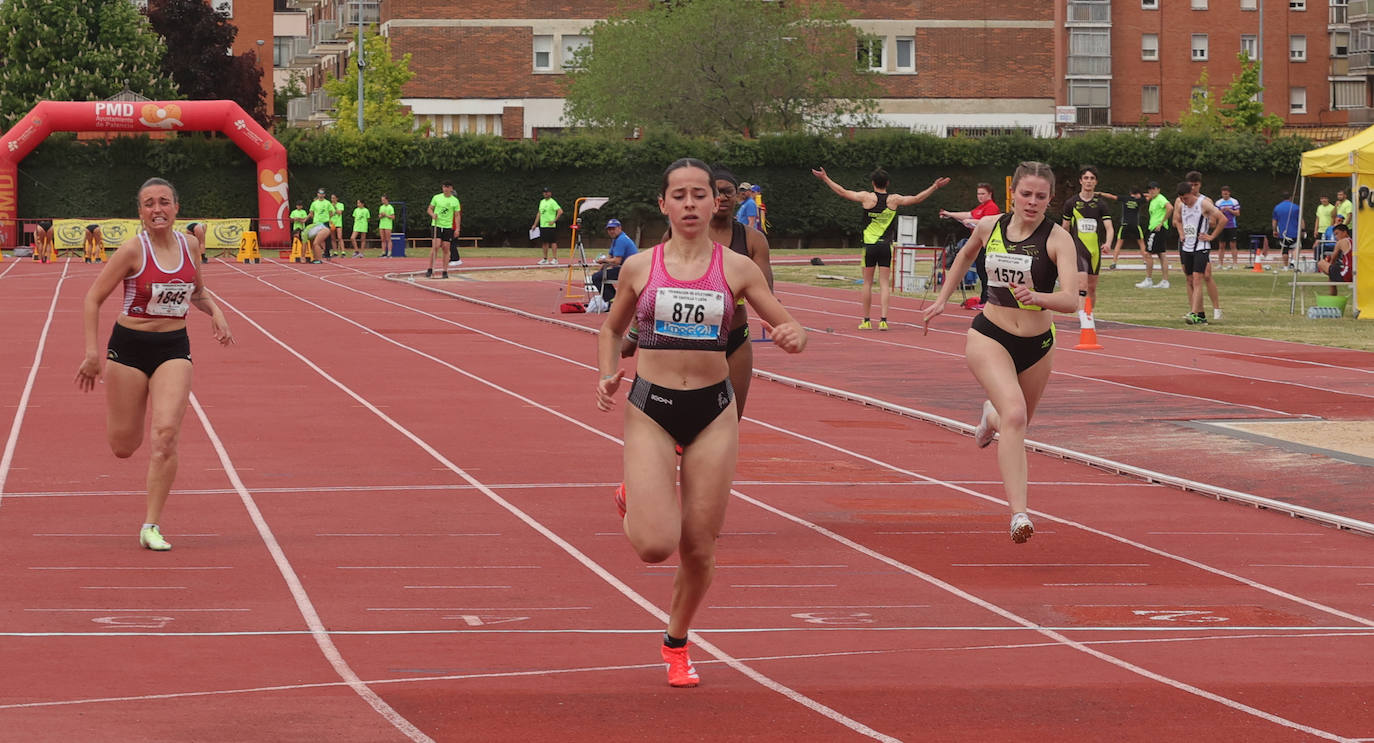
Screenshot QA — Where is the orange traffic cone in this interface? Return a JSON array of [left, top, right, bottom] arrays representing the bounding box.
[[1251, 259, 1264, 273], [1074, 297, 1104, 350]]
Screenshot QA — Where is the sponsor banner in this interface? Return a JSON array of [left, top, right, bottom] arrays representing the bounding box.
[[52, 218, 249, 253]]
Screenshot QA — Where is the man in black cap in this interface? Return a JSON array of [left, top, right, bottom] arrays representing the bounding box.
[[533, 187, 563, 265]]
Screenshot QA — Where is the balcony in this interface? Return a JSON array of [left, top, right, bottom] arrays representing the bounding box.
[[1346, 106, 1374, 125], [340, 1, 380, 27], [1067, 55, 1111, 76], [1075, 107, 1111, 127], [1352, 0, 1369, 21], [1067, 1, 1110, 24], [290, 36, 316, 64], [1348, 49, 1374, 71]]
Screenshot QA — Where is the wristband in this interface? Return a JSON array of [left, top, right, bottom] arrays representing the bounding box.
[[600, 373, 618, 381], [626, 328, 639, 341]]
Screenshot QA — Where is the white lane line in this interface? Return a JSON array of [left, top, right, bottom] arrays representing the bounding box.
[[1250, 564, 1374, 569], [189, 394, 433, 743], [0, 262, 68, 507], [81, 586, 187, 590], [771, 297, 1315, 414], [953, 563, 1150, 567], [212, 287, 903, 743], [34, 533, 218, 538], [646, 564, 849, 569], [731, 584, 837, 589], [336, 565, 539, 570], [1149, 532, 1327, 536], [710, 604, 931, 609], [26, 608, 246, 612], [879, 530, 1057, 535], [778, 286, 1374, 377], [268, 260, 1360, 739], [317, 533, 500, 537], [367, 607, 589, 612], [29, 566, 231, 571], [402, 586, 512, 590], [1044, 583, 1149, 587]]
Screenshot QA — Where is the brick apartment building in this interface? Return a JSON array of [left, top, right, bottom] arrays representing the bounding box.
[[135, 0, 276, 115], [1062, 0, 1356, 127], [278, 0, 1059, 137]]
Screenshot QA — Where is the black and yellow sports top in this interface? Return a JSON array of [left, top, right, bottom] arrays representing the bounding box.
[[862, 195, 897, 246], [983, 214, 1058, 311]]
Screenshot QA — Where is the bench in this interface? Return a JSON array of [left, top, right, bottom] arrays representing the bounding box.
[[1287, 280, 1353, 314], [456, 236, 480, 249]]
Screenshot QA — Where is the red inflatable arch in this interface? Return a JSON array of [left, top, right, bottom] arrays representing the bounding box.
[[0, 100, 289, 248]]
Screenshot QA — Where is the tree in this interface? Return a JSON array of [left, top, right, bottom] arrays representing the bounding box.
[[275, 72, 306, 121], [1178, 68, 1224, 133], [1219, 52, 1285, 135], [146, 0, 268, 126], [563, 0, 880, 136], [0, 0, 177, 128], [323, 31, 415, 133]]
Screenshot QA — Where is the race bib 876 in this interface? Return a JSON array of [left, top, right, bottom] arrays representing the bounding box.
[[653, 287, 725, 340]]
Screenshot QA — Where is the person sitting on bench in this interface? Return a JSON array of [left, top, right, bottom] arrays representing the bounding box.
[[592, 218, 637, 303], [1316, 223, 1354, 295]]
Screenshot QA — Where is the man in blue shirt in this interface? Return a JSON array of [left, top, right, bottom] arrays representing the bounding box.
[[736, 181, 760, 230], [1270, 193, 1303, 267], [593, 218, 638, 302]]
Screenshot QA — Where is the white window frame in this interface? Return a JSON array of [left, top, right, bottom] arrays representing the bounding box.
[[1142, 0, 1159, 8], [1333, 80, 1364, 109], [1192, 34, 1209, 61], [1142, 33, 1159, 61], [533, 35, 553, 71], [1241, 0, 1257, 8], [1289, 0, 1305, 9], [1290, 87, 1307, 114], [1334, 31, 1350, 58], [1289, 35, 1307, 61], [561, 34, 590, 69], [894, 36, 915, 72], [859, 37, 886, 72], [1142, 85, 1160, 114], [1240, 34, 1258, 59], [1191, 0, 1208, 8]]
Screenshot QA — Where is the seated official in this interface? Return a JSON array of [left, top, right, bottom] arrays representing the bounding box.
[[1316, 223, 1354, 295], [593, 218, 638, 302]]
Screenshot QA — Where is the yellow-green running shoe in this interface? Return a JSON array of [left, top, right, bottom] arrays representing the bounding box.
[[857, 319, 872, 330], [139, 525, 172, 551], [878, 320, 889, 331]]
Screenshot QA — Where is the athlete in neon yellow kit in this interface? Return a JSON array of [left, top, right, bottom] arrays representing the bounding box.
[[812, 167, 949, 329]]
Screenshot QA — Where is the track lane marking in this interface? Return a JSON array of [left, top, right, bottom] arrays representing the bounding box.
[[189, 394, 434, 743], [237, 261, 1369, 740], [0, 262, 68, 507]]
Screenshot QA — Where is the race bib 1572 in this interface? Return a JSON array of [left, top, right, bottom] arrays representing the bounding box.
[[985, 252, 1034, 288]]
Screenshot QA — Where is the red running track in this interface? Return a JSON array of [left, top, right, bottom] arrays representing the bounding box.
[[0, 255, 1372, 742]]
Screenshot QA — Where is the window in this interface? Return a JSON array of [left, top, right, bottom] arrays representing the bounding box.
[[1068, 80, 1110, 107], [1241, 0, 1257, 8], [858, 37, 886, 71], [1289, 0, 1305, 8], [1334, 31, 1350, 58], [1191, 0, 1207, 8], [561, 35, 589, 68], [1290, 87, 1307, 114], [1192, 34, 1208, 60], [895, 37, 915, 72], [1142, 0, 1158, 7], [1290, 35, 1306, 61], [1333, 80, 1365, 109], [1240, 35, 1258, 60], [1142, 33, 1159, 60], [273, 36, 292, 68], [533, 35, 553, 70], [1142, 85, 1160, 114]]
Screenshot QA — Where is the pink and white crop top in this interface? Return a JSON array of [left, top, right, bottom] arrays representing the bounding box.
[[122, 231, 197, 318], [634, 242, 734, 351]]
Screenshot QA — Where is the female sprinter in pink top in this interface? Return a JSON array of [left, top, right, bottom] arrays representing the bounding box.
[[595, 158, 806, 687], [75, 177, 234, 551]]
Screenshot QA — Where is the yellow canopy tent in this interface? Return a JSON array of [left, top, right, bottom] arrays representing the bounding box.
[[1300, 129, 1369, 319]]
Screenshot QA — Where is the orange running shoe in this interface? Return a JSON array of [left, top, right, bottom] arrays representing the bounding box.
[[661, 643, 699, 687], [615, 483, 627, 519]]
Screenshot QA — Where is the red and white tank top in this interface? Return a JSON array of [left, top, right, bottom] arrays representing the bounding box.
[[122, 231, 197, 318], [634, 242, 734, 351]]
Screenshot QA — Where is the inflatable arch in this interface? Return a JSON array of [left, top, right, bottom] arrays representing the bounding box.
[[0, 100, 289, 248]]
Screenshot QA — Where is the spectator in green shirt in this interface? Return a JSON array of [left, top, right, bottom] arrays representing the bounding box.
[[1335, 189, 1354, 230], [533, 187, 564, 265], [1135, 181, 1172, 289], [377, 195, 396, 258], [330, 194, 345, 257], [289, 202, 308, 239], [309, 189, 334, 258], [1315, 195, 1335, 239], [350, 199, 370, 258]]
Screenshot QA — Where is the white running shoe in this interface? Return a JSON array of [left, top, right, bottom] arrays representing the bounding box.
[[1010, 512, 1034, 544], [1134, 278, 1154, 289], [1156, 279, 1170, 289], [549, 258, 558, 265], [974, 400, 995, 448], [448, 260, 462, 267], [537, 258, 548, 265], [1213, 308, 1222, 320]]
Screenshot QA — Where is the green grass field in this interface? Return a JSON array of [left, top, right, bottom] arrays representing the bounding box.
[[772, 254, 1370, 352]]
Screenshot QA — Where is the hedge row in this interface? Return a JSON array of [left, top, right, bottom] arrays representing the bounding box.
[[15, 129, 1317, 246]]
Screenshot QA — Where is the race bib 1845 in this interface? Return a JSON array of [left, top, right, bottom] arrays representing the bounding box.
[[653, 287, 725, 340], [148, 281, 192, 317]]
